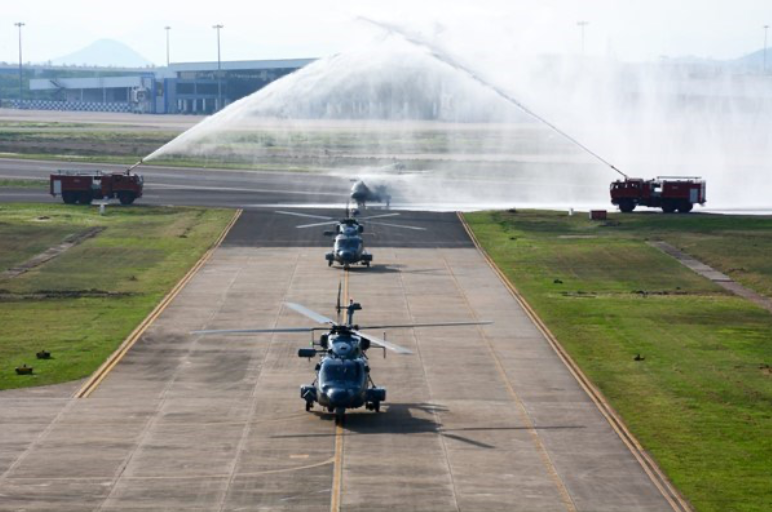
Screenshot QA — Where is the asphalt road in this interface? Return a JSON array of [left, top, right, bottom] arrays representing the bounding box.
[[0, 108, 202, 130], [0, 157, 349, 209]]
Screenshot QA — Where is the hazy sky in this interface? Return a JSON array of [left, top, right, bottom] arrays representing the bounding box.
[[0, 1, 769, 65]]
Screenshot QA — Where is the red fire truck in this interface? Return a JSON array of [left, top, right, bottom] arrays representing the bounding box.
[[610, 176, 706, 213], [50, 170, 144, 205]]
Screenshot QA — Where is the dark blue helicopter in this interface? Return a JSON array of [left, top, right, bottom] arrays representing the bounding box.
[[276, 210, 425, 269], [350, 179, 391, 211], [193, 289, 491, 418]]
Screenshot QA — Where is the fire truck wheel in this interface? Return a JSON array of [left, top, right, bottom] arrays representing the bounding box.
[[661, 201, 676, 214], [618, 199, 635, 213], [677, 202, 693, 213], [118, 192, 136, 205], [62, 192, 77, 204], [77, 192, 93, 205]]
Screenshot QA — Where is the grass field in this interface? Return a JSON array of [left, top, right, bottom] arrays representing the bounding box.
[[0, 203, 234, 391], [465, 210, 772, 512]]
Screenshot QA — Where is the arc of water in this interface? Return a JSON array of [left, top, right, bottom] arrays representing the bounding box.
[[358, 17, 628, 179]]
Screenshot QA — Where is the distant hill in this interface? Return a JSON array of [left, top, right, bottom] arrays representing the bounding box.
[[50, 39, 153, 68]]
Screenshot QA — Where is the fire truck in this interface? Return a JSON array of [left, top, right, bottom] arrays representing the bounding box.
[[50, 170, 144, 205], [610, 176, 706, 213]]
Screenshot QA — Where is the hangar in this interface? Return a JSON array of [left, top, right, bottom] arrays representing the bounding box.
[[26, 58, 314, 114]]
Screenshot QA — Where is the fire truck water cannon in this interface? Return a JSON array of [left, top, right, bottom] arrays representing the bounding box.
[[610, 176, 706, 214]]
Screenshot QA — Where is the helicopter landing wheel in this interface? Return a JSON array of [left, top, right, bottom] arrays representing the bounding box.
[[373, 401, 380, 413], [328, 260, 332, 267], [305, 401, 313, 412], [365, 262, 370, 268]]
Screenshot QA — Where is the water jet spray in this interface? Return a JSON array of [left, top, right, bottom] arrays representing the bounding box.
[[358, 17, 628, 180]]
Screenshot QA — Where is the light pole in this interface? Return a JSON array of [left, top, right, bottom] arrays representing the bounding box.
[[764, 25, 770, 74], [577, 20, 589, 55], [15, 22, 25, 105], [165, 26, 171, 67], [213, 24, 224, 111]]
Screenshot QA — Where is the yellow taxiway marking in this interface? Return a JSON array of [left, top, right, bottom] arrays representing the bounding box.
[[75, 209, 242, 399], [330, 420, 345, 512], [457, 212, 692, 512], [330, 270, 350, 512]]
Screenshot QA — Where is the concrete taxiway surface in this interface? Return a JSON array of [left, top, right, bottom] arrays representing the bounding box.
[[0, 212, 674, 511]]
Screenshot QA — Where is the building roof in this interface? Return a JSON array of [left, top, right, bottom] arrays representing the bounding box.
[[168, 58, 315, 73], [28, 58, 317, 91]]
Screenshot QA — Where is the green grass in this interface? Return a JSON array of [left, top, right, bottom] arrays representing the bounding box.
[[0, 203, 234, 391], [0, 121, 94, 129], [465, 210, 772, 512]]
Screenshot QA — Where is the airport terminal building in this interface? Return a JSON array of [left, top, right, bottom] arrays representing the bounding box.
[[25, 58, 313, 114]]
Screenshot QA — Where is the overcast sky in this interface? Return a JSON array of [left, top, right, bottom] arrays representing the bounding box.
[[0, 1, 769, 65]]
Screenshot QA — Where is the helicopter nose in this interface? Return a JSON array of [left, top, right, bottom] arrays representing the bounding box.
[[328, 389, 349, 406], [339, 251, 353, 261]]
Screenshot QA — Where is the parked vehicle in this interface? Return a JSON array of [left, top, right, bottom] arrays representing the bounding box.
[[610, 176, 706, 213], [50, 170, 144, 205]]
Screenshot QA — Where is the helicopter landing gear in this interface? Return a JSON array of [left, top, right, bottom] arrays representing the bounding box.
[[366, 401, 381, 412], [335, 407, 346, 420], [364, 261, 370, 268], [305, 400, 313, 412], [328, 260, 332, 267]]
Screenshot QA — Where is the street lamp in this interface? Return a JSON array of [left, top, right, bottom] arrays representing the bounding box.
[[213, 24, 224, 111], [764, 25, 770, 74], [165, 26, 171, 67], [15, 22, 25, 105], [577, 21, 589, 55]]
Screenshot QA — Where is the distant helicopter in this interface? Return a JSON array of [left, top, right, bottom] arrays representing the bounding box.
[[276, 209, 425, 268], [193, 288, 491, 418], [350, 179, 391, 211]]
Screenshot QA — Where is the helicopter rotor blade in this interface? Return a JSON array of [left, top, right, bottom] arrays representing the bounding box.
[[352, 330, 413, 355], [192, 327, 317, 335], [275, 211, 336, 221], [295, 220, 340, 229], [285, 302, 337, 325], [359, 213, 401, 221], [366, 221, 427, 231], [358, 321, 492, 330]]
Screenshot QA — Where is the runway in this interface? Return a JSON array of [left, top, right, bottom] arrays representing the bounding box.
[[0, 157, 350, 209], [0, 209, 676, 511]]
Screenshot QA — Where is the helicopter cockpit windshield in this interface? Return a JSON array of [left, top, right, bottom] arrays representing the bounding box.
[[335, 237, 360, 251], [319, 360, 363, 386]]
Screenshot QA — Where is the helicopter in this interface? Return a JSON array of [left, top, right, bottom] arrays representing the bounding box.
[[276, 209, 425, 268], [193, 287, 491, 418], [350, 179, 391, 211]]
